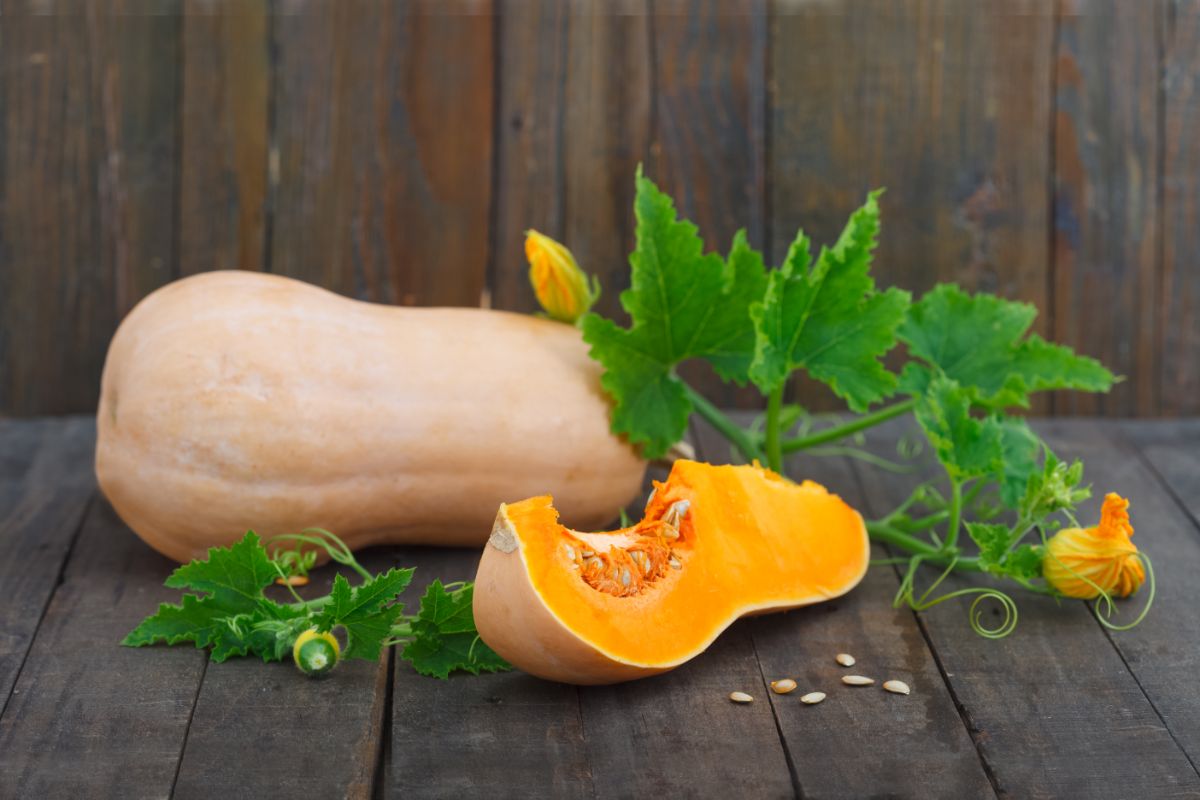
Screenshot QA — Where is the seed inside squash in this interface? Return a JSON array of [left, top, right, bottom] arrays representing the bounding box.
[[563, 488, 691, 598]]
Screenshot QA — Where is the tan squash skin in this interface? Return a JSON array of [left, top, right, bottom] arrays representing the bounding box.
[[95, 271, 646, 563], [474, 506, 670, 684]]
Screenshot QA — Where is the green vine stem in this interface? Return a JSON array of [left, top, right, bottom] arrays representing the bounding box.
[[865, 520, 982, 571], [892, 510, 950, 533], [943, 477, 963, 551], [778, 398, 915, 453], [765, 386, 785, 473], [682, 382, 762, 463]]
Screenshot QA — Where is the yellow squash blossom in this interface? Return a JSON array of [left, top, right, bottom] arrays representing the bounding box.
[[1044, 493, 1145, 599], [525, 230, 599, 324]]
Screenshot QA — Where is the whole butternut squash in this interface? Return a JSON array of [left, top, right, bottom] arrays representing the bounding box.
[[96, 271, 646, 563]]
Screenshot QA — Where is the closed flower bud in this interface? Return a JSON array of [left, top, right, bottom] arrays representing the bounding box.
[[525, 230, 599, 324], [1044, 493, 1145, 599], [293, 628, 340, 678]]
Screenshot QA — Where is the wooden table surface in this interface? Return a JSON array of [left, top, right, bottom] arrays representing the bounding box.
[[2, 415, 1199, 799]]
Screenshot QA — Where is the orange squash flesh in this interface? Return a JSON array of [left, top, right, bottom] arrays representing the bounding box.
[[473, 460, 870, 684]]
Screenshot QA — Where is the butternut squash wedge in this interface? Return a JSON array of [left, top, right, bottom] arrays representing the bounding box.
[[95, 271, 645, 563], [473, 460, 870, 684]]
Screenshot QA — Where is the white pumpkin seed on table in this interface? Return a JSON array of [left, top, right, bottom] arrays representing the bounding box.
[[842, 675, 875, 686], [800, 692, 826, 705], [835, 653, 856, 667], [729, 691, 754, 704], [883, 680, 911, 695]]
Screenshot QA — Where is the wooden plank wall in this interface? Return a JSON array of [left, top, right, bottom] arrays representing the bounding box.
[[1, 0, 1197, 417]]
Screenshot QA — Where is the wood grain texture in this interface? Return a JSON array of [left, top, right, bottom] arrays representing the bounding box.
[[560, 0, 652, 323], [1161, 1, 1200, 416], [489, 0, 569, 315], [172, 551, 396, 800], [0, 498, 208, 799], [389, 548, 593, 799], [0, 419, 96, 714], [3, 417, 1200, 794], [770, 0, 1054, 301], [852, 418, 1199, 798], [652, 0, 767, 408], [5, 1, 1200, 418], [578, 625, 794, 799], [269, 0, 494, 305], [770, 0, 1055, 411], [0, 1, 179, 415], [1122, 418, 1200, 500], [490, 0, 655, 323], [1053, 0, 1160, 416], [491, 0, 766, 405], [694, 415, 994, 798], [1087, 418, 1200, 769], [650, 0, 766, 254], [178, 0, 270, 274]]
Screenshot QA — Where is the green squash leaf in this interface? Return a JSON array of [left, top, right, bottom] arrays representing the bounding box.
[[580, 169, 767, 459], [749, 190, 909, 409]]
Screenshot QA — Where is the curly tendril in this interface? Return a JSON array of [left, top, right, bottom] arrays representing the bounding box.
[[893, 556, 1020, 639]]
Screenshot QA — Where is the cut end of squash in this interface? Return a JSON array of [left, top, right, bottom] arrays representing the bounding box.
[[472, 460, 870, 685]]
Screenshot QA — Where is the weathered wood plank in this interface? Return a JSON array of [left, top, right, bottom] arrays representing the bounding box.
[[578, 625, 793, 799], [491, 0, 765, 405], [770, 0, 1054, 292], [1063, 418, 1200, 769], [772, 0, 1056, 412], [1053, 0, 1160, 415], [0, 498, 207, 798], [770, 0, 1054, 411], [389, 548, 593, 799], [650, 0, 766, 256], [852, 419, 1199, 797], [489, 0, 569, 316], [270, 0, 494, 306], [0, 419, 97, 714], [1123, 419, 1200, 501], [178, 0, 270, 274], [490, 0, 654, 324], [0, 418, 52, 484], [694, 415, 994, 798], [1161, 2, 1200, 416], [0, 1, 180, 415], [560, 0, 652, 322], [172, 550, 396, 800], [651, 0, 766, 408]]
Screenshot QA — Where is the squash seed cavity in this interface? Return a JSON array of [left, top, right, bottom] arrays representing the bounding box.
[[568, 493, 692, 597]]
